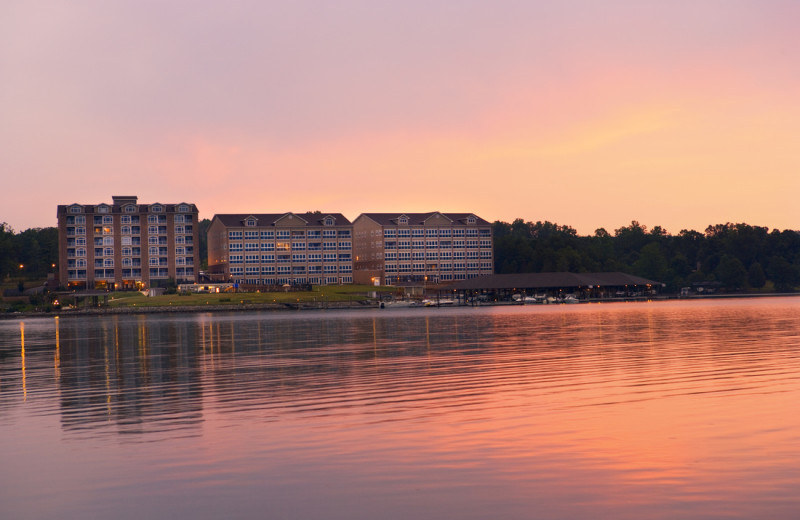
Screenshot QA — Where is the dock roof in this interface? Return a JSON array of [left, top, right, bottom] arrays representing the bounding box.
[[446, 272, 662, 290]]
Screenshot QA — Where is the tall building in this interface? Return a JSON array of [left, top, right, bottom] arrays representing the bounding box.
[[57, 196, 200, 290], [207, 212, 354, 286], [352, 212, 494, 285]]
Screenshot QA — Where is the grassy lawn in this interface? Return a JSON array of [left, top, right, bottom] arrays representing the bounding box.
[[105, 284, 397, 308]]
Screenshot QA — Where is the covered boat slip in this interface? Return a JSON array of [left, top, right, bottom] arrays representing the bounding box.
[[443, 272, 664, 303]]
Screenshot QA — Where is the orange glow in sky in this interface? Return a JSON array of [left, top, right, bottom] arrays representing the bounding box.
[[2, 1, 799, 234]]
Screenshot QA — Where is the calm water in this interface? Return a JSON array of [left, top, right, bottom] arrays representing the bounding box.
[[1, 298, 799, 519]]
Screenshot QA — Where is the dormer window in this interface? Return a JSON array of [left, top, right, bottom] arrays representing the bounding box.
[[124, 204, 137, 213], [245, 218, 257, 227], [178, 204, 190, 213], [151, 204, 163, 213], [467, 216, 476, 224], [398, 216, 408, 225], [69, 205, 82, 214], [324, 217, 335, 226], [97, 205, 110, 214]]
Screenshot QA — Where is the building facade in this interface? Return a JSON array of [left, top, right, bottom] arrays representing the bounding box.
[[352, 212, 494, 285], [207, 213, 354, 286], [57, 196, 200, 290]]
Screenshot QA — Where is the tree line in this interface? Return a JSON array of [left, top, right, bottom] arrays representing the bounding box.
[[493, 220, 800, 292], [2, 219, 799, 293], [0, 223, 58, 282]]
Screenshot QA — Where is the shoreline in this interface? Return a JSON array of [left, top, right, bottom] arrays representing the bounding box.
[[3, 292, 798, 321]]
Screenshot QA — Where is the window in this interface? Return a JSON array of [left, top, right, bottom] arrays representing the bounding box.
[[97, 205, 109, 214], [338, 230, 351, 237], [104, 258, 114, 267], [245, 242, 259, 251], [229, 243, 243, 251], [178, 204, 190, 213], [103, 236, 114, 245], [384, 229, 396, 238], [75, 216, 85, 224], [175, 226, 185, 234], [412, 228, 424, 237], [151, 204, 163, 212], [228, 230, 243, 239], [466, 229, 479, 237], [246, 219, 256, 227], [245, 254, 259, 263], [69, 206, 82, 213], [398, 216, 408, 225], [292, 254, 306, 262], [261, 254, 275, 262], [149, 246, 158, 256], [125, 205, 137, 213], [323, 229, 336, 238], [468, 216, 476, 224], [453, 228, 465, 237], [277, 230, 290, 239], [122, 247, 132, 256], [121, 226, 131, 235], [324, 217, 335, 226], [261, 230, 274, 239], [176, 247, 186, 255]]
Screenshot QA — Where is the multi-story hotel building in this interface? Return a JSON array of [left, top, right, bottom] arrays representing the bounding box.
[[57, 196, 200, 290], [207, 213, 354, 286], [352, 212, 494, 285]]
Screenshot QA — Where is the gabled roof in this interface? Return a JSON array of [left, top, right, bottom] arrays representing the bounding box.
[[356, 212, 491, 226], [211, 212, 352, 227], [446, 272, 663, 290]]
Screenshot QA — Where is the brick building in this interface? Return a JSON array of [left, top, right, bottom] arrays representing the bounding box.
[[352, 212, 494, 286], [207, 212, 354, 286], [57, 196, 199, 290]]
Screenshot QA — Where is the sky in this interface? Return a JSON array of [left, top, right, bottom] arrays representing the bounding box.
[[1, 0, 799, 235]]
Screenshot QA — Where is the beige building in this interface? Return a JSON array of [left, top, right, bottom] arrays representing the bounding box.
[[57, 196, 200, 290], [353, 212, 494, 285], [207, 213, 354, 286]]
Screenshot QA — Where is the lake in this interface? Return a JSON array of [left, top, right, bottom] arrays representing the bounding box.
[[1, 298, 799, 519]]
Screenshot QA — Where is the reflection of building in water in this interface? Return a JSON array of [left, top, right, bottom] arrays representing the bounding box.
[[56, 316, 204, 435]]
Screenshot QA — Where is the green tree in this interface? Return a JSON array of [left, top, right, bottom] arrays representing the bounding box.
[[747, 262, 766, 289], [714, 255, 747, 290], [633, 242, 668, 281], [767, 256, 800, 292]]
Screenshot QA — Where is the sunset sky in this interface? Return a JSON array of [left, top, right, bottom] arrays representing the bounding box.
[[2, 0, 799, 234]]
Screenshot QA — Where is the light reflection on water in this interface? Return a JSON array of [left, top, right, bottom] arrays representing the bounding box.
[[1, 298, 800, 519]]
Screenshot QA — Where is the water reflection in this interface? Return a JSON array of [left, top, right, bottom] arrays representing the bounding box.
[[0, 298, 799, 520]]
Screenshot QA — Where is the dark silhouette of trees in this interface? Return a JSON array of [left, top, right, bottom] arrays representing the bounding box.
[[493, 219, 800, 293]]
